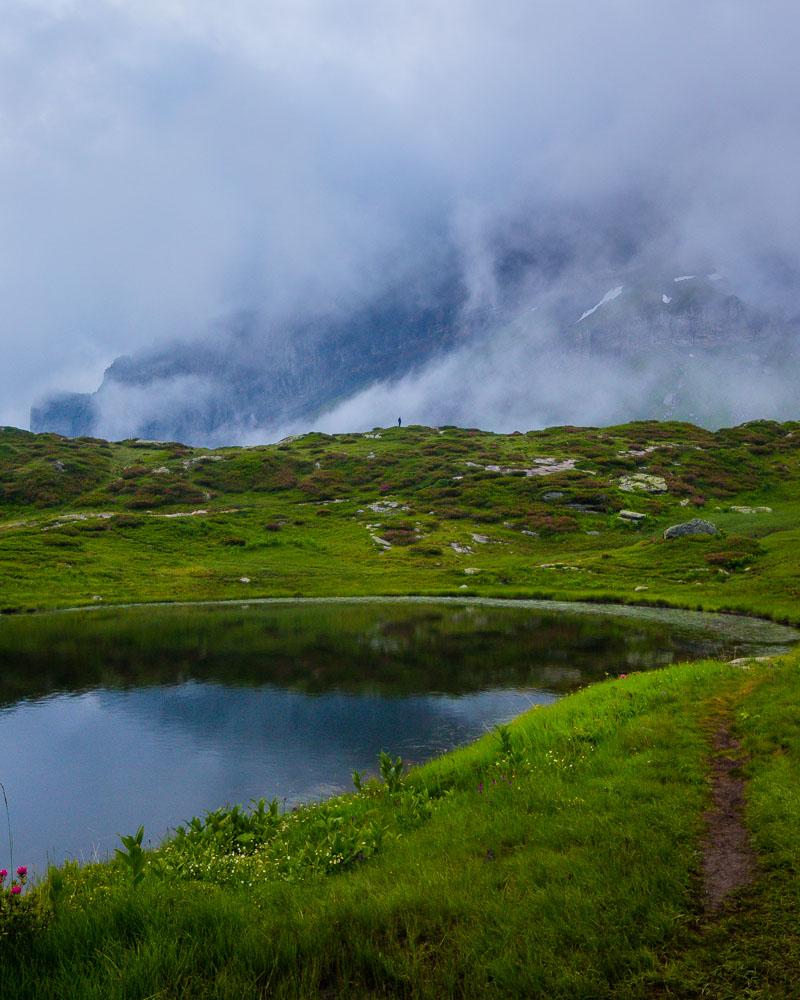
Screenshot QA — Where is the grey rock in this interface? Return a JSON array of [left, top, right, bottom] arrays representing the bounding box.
[[663, 518, 718, 540], [619, 473, 668, 494], [450, 542, 473, 555]]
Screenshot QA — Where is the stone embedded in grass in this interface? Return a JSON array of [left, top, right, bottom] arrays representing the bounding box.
[[663, 518, 718, 539], [730, 505, 772, 514], [450, 542, 473, 555], [464, 567, 480, 575], [470, 458, 577, 477], [619, 473, 668, 493], [471, 533, 490, 544], [368, 501, 401, 514], [181, 455, 223, 468], [618, 510, 647, 522]]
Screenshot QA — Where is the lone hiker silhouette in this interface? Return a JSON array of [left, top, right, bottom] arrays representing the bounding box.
[[398, 417, 402, 427]]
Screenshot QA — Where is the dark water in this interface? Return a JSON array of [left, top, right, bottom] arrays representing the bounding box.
[[0, 599, 794, 873]]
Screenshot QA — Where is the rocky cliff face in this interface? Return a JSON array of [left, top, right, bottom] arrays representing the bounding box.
[[31, 273, 471, 442], [30, 267, 799, 443]]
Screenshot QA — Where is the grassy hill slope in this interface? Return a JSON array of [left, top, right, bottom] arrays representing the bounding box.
[[1, 418, 799, 620]]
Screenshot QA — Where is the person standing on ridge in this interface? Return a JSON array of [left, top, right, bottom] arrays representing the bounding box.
[[398, 417, 402, 427]]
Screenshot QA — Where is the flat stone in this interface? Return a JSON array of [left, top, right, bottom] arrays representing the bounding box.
[[728, 655, 776, 667], [618, 510, 647, 521]]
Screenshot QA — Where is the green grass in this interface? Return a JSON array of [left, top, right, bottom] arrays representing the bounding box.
[[3, 654, 798, 997], [2, 418, 800, 621], [3, 418, 800, 995], [0, 654, 773, 998], [651, 657, 800, 998]]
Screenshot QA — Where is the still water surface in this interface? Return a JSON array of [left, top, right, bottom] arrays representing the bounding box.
[[0, 599, 795, 873]]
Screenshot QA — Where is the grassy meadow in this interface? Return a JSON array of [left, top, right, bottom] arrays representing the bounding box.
[[1, 418, 799, 621], [2, 418, 800, 996]]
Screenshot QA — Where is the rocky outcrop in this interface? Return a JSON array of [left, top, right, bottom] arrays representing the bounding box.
[[619, 474, 668, 494]]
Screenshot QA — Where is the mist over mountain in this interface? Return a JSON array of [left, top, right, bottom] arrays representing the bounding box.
[[6, 2, 800, 441], [31, 249, 800, 444]]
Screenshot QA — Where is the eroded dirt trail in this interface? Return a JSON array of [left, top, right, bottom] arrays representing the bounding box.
[[701, 710, 756, 913]]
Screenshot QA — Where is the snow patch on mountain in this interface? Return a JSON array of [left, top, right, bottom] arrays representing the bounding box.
[[577, 285, 624, 323], [674, 275, 696, 282], [662, 294, 672, 304]]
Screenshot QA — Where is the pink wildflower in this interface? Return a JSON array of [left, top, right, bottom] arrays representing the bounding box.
[[16, 866, 26, 877], [618, 673, 628, 679], [0, 869, 6, 879], [10, 885, 21, 895]]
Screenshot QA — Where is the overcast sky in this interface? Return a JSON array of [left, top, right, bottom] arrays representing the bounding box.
[[2, 1, 800, 431]]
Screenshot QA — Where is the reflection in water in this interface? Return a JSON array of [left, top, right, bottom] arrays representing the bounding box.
[[0, 600, 793, 872]]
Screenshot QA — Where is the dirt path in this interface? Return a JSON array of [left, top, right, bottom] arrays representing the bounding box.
[[701, 716, 756, 912]]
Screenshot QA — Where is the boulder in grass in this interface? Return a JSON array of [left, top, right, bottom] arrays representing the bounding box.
[[663, 518, 718, 540]]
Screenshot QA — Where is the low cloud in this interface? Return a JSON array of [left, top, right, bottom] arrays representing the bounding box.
[[3, 1, 800, 434]]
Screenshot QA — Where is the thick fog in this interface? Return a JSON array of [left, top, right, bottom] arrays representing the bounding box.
[[2, 1, 800, 435]]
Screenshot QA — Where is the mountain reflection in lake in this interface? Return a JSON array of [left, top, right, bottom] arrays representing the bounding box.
[[0, 600, 793, 872]]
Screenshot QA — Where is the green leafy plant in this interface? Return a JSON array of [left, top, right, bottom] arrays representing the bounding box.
[[172, 799, 280, 854], [379, 751, 405, 794], [115, 826, 146, 887]]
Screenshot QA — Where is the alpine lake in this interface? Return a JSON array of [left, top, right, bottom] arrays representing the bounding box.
[[0, 597, 796, 874]]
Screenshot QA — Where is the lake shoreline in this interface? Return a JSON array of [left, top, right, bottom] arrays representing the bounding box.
[[11, 592, 798, 655], [5, 650, 800, 997]]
